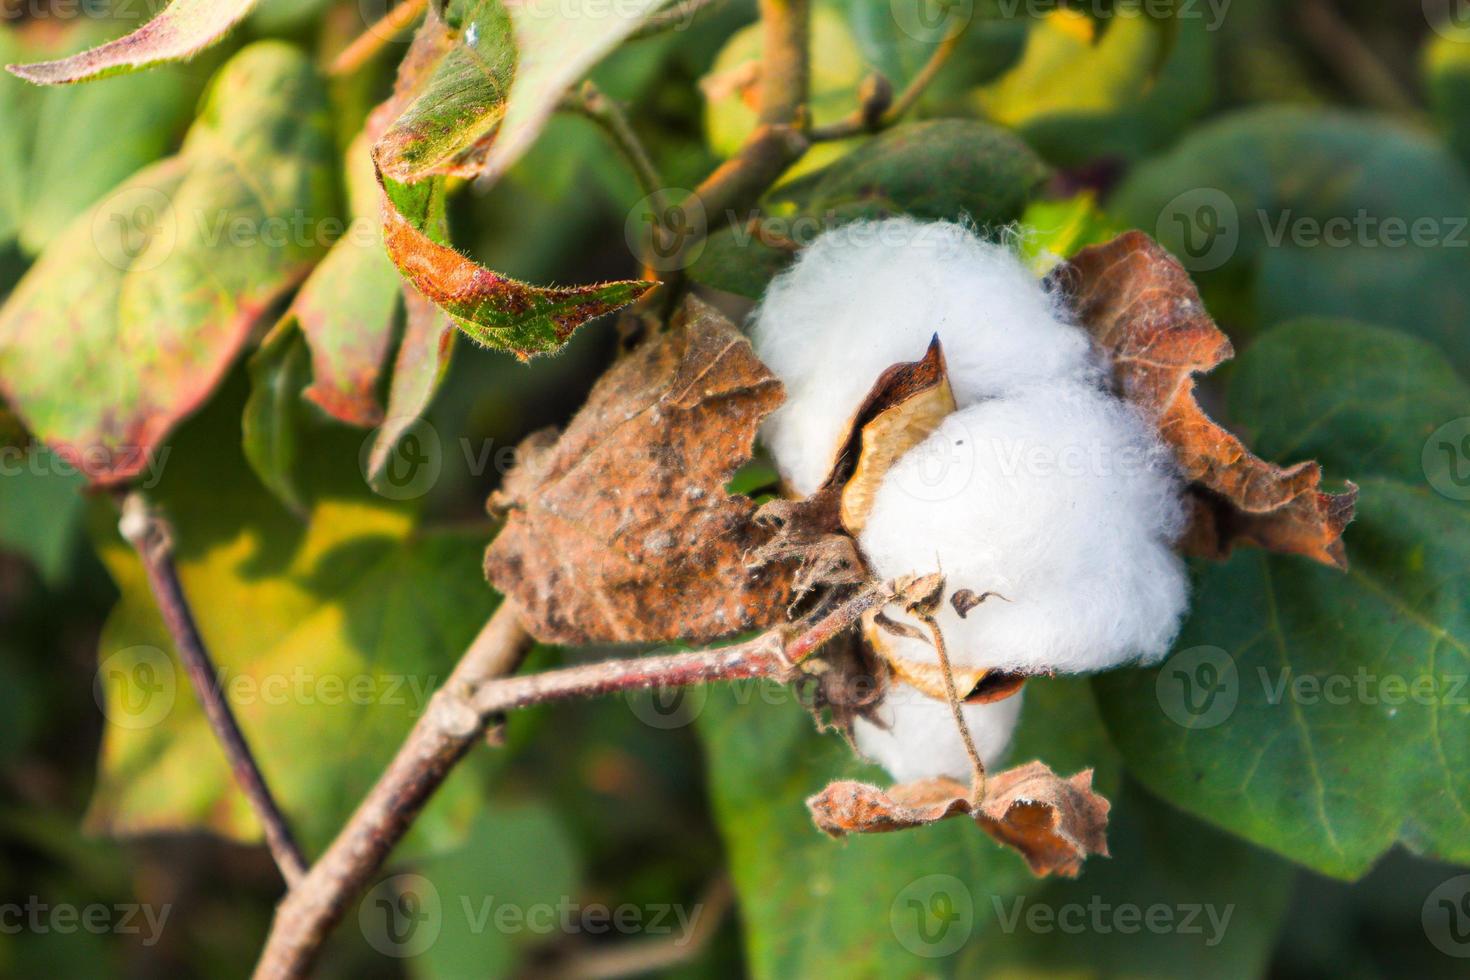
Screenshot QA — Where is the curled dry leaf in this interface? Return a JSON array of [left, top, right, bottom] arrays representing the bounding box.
[[1056, 230, 1357, 568], [807, 761, 1110, 877], [484, 298, 794, 645], [839, 336, 957, 533]]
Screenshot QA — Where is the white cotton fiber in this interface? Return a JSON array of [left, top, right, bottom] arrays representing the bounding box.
[[853, 683, 1022, 784], [750, 217, 1097, 495], [858, 383, 1189, 674]]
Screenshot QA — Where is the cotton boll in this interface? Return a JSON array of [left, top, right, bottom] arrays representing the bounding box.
[[751, 217, 1097, 495], [859, 381, 1189, 675], [853, 683, 1022, 784]]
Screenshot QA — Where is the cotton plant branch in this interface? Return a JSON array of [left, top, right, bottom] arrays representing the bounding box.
[[254, 601, 534, 979], [562, 81, 667, 210], [253, 582, 893, 978], [560, 80, 671, 278], [808, 28, 965, 141], [116, 492, 309, 887], [328, 0, 428, 77], [668, 0, 812, 268]]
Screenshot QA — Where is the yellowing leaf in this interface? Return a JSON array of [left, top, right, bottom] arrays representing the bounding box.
[[0, 43, 336, 486], [7, 0, 260, 84]]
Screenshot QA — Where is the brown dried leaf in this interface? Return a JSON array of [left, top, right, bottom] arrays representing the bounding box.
[[484, 298, 793, 644], [1057, 230, 1356, 568], [807, 761, 1110, 877]]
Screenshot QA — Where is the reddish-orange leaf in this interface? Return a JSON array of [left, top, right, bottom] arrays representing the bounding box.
[[1058, 231, 1357, 568]]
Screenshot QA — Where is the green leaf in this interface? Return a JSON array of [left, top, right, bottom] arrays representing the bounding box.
[[1094, 318, 1470, 879], [1111, 107, 1470, 374], [88, 383, 497, 851], [242, 325, 315, 515], [0, 447, 85, 584], [365, 284, 457, 492], [0, 42, 337, 486], [836, 0, 1026, 98], [369, 10, 652, 356], [406, 805, 581, 978], [1017, 190, 1123, 270], [972, 5, 1213, 166], [700, 673, 1289, 975], [6, 0, 259, 84], [956, 782, 1292, 979], [690, 118, 1047, 297], [0, 20, 204, 254], [699, 675, 1110, 975], [377, 0, 668, 183]]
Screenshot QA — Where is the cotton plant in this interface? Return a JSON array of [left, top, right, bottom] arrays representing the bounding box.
[[751, 218, 1194, 786]]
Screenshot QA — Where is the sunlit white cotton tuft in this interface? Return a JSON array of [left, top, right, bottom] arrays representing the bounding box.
[[750, 217, 1097, 495], [857, 384, 1189, 674], [852, 684, 1022, 784]]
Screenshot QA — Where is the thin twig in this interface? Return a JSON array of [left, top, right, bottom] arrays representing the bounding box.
[[253, 601, 534, 979], [918, 613, 986, 800], [562, 82, 666, 208], [116, 492, 308, 887], [671, 0, 812, 267], [561, 80, 670, 278], [756, 0, 810, 126], [809, 29, 964, 141], [328, 0, 428, 77]]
